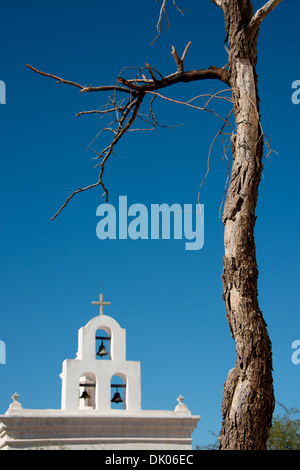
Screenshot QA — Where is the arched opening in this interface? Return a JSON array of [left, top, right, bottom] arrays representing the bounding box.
[[111, 373, 127, 410], [79, 373, 96, 409], [95, 328, 111, 360]]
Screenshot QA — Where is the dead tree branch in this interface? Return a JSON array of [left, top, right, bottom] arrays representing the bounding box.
[[152, 0, 187, 45], [198, 108, 234, 205], [171, 41, 192, 72], [26, 41, 232, 220], [25, 63, 84, 90], [118, 66, 230, 91], [247, 0, 284, 35], [26, 52, 233, 220], [27, 47, 273, 223], [25, 64, 132, 95], [145, 89, 234, 130]]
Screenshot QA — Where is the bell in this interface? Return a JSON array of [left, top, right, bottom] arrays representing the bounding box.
[[111, 391, 123, 404], [96, 341, 108, 357], [79, 389, 90, 399]]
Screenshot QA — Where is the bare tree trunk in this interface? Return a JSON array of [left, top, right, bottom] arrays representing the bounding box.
[[218, 1, 275, 450]]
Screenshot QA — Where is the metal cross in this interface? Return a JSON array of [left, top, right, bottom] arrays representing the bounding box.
[[92, 293, 111, 315]]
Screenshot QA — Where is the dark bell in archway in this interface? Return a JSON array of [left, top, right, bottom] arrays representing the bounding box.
[[111, 392, 123, 404], [96, 340, 108, 357], [79, 389, 90, 399]]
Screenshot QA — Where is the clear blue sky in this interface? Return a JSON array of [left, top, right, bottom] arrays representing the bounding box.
[[0, 0, 299, 448]]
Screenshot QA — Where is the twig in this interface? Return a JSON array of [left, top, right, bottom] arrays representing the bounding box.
[[26, 63, 84, 89], [152, 0, 168, 45], [26, 63, 132, 94], [145, 63, 159, 84], [50, 93, 145, 220], [152, 0, 187, 45], [171, 46, 183, 72], [197, 109, 234, 208], [145, 89, 235, 131], [50, 181, 102, 221], [181, 41, 192, 63]]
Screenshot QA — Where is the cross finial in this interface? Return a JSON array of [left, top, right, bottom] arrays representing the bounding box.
[[92, 293, 111, 315]]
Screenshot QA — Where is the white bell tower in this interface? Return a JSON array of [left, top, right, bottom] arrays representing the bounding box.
[[60, 293, 141, 412], [1, 292, 200, 450]]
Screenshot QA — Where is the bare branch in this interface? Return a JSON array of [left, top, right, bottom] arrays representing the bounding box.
[[51, 93, 145, 220], [218, 130, 232, 219], [181, 41, 192, 63], [197, 108, 234, 210], [80, 84, 132, 94], [152, 0, 187, 45], [50, 181, 102, 221], [27, 48, 229, 221], [118, 66, 230, 92], [152, 0, 168, 45], [171, 46, 183, 72], [145, 63, 159, 84], [247, 0, 284, 35], [145, 89, 235, 130], [171, 41, 192, 72], [26, 63, 84, 90], [172, 0, 186, 15], [76, 107, 122, 117], [26, 64, 132, 95]]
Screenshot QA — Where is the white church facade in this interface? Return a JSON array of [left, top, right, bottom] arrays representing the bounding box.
[[0, 294, 200, 450]]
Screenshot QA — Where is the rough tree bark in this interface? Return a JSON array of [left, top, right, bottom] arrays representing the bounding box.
[[26, 0, 284, 449], [216, 0, 282, 450]]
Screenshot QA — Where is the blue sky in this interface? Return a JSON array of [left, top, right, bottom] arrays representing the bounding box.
[[0, 0, 299, 448]]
